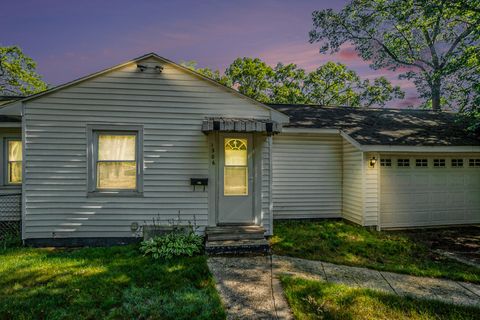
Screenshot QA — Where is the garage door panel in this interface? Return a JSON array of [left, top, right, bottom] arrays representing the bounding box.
[[380, 155, 480, 228], [466, 173, 480, 188], [447, 174, 465, 188]]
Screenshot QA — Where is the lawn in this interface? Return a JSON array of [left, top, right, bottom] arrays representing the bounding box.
[[0, 245, 225, 320], [280, 276, 480, 320], [271, 220, 479, 283]]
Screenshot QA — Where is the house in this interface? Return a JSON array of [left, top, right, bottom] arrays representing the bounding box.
[[0, 53, 478, 246]]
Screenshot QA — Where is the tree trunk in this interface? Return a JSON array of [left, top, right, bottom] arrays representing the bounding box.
[[431, 80, 441, 111]]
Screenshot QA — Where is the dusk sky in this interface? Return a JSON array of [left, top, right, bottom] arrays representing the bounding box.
[[1, 0, 418, 107]]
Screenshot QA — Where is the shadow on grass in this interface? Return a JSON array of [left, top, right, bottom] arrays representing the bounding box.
[[271, 220, 480, 283], [281, 276, 480, 320], [0, 245, 225, 320]]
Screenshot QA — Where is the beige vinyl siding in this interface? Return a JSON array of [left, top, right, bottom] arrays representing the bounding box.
[[342, 139, 363, 224], [364, 152, 379, 226], [272, 133, 342, 219], [23, 57, 272, 239]]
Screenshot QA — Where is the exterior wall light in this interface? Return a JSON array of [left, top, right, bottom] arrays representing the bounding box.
[[369, 157, 377, 168]]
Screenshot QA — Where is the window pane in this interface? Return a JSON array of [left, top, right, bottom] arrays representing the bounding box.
[[225, 139, 247, 166], [224, 167, 247, 195], [8, 141, 22, 161], [8, 162, 22, 184], [97, 162, 136, 189], [98, 135, 136, 161]]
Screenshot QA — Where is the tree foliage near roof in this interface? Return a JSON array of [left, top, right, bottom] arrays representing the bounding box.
[[0, 46, 47, 96], [182, 58, 404, 107], [304, 62, 404, 107], [309, 0, 480, 112]]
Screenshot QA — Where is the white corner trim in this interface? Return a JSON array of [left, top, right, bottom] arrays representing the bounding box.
[[340, 131, 363, 150], [282, 127, 340, 134], [21, 102, 26, 241]]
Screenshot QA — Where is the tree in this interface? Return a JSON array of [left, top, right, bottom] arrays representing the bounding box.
[[309, 0, 480, 111], [180, 60, 231, 86], [270, 63, 308, 104], [181, 57, 403, 107], [303, 62, 404, 107], [0, 46, 47, 96], [225, 57, 274, 103]]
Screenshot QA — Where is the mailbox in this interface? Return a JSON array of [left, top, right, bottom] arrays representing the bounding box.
[[190, 178, 208, 191]]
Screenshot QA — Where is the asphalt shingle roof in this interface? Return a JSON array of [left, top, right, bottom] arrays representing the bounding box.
[[268, 104, 480, 146]]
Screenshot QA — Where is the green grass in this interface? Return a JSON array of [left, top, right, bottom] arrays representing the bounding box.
[[0, 245, 225, 320], [280, 276, 480, 320], [271, 220, 479, 283]]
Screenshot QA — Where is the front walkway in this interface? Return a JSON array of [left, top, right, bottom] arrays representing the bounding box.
[[208, 255, 480, 319]]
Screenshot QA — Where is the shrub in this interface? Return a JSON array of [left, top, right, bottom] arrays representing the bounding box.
[[140, 231, 203, 259]]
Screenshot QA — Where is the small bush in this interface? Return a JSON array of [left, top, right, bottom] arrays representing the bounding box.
[[140, 231, 203, 259]]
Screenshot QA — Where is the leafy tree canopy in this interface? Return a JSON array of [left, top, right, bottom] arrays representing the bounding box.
[[225, 57, 275, 103], [180, 60, 231, 86], [309, 0, 480, 112], [0, 46, 47, 96], [183, 58, 403, 107]]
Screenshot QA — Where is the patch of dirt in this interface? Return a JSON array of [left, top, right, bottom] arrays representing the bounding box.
[[395, 226, 480, 266]]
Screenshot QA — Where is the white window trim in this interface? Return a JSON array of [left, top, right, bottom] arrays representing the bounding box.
[[87, 124, 144, 197], [3, 137, 22, 186]]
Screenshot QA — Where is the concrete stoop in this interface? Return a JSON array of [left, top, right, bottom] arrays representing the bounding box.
[[205, 226, 270, 255]]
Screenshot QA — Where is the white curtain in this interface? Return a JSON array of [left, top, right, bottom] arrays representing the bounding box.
[[8, 140, 22, 161], [98, 135, 135, 161]]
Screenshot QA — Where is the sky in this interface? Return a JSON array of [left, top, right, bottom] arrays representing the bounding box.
[[1, 0, 419, 107]]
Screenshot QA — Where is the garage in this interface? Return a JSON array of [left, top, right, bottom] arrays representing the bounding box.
[[380, 155, 480, 228]]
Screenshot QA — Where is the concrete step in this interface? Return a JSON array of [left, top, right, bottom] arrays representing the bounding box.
[[205, 225, 266, 234], [207, 232, 265, 241], [205, 225, 266, 241], [205, 238, 270, 256]]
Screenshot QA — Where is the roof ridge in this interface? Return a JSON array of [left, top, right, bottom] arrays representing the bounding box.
[[267, 103, 457, 114]]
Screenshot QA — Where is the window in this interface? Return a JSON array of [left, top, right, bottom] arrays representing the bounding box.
[[88, 125, 143, 195], [433, 159, 445, 167], [5, 139, 22, 184], [380, 159, 392, 167], [469, 159, 480, 167], [397, 159, 410, 167], [224, 138, 248, 196], [451, 159, 463, 168], [415, 159, 428, 167]]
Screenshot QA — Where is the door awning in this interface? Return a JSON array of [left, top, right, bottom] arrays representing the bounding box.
[[202, 118, 282, 134]]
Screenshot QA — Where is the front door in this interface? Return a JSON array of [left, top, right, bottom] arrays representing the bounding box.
[[218, 133, 254, 224]]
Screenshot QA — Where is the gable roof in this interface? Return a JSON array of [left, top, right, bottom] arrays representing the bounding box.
[[0, 53, 288, 122], [268, 104, 480, 147]]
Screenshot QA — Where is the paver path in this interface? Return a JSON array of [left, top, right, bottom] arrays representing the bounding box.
[[208, 255, 480, 319]]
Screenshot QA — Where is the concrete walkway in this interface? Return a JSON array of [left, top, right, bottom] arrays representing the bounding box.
[[273, 255, 480, 307], [208, 255, 480, 320]]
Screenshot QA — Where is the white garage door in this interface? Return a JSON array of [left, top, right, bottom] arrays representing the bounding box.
[[380, 156, 480, 228]]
